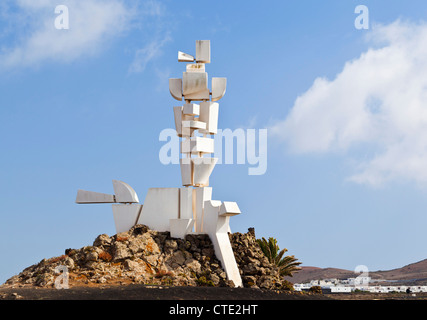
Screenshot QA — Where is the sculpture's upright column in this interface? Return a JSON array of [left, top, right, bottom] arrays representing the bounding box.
[[169, 40, 226, 190], [169, 41, 242, 287]]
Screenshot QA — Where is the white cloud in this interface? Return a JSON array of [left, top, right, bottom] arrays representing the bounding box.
[[0, 0, 136, 69], [271, 20, 427, 187]]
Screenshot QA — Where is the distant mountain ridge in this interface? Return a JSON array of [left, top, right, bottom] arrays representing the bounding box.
[[286, 259, 427, 285]]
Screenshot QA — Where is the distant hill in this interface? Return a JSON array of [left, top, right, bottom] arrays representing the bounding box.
[[286, 259, 427, 285], [285, 267, 356, 284], [371, 259, 427, 283]]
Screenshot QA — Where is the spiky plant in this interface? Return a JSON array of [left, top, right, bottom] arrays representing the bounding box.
[[256, 237, 302, 277]]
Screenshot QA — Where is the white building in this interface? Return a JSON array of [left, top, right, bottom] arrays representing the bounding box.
[[294, 278, 427, 294], [330, 286, 352, 293]]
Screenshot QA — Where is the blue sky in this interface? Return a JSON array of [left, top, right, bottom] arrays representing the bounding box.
[[2, 0, 427, 284]]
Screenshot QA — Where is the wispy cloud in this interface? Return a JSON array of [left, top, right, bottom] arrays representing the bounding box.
[[0, 0, 174, 72], [271, 20, 427, 187], [0, 0, 137, 69], [128, 33, 171, 74], [140, 0, 164, 17]]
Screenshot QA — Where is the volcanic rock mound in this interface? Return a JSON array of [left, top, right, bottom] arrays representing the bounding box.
[[3, 226, 294, 291]]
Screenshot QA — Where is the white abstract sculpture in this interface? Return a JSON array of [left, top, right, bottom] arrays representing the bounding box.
[[76, 40, 243, 287]]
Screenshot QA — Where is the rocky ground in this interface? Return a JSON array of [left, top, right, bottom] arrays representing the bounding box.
[[0, 285, 325, 300], [1, 226, 302, 299]]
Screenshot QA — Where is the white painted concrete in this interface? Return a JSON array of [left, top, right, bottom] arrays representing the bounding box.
[[182, 120, 206, 131], [182, 72, 208, 96], [170, 218, 194, 239], [193, 187, 212, 232], [181, 137, 214, 155], [173, 106, 183, 136], [219, 201, 241, 217], [112, 180, 139, 203], [180, 187, 193, 220], [196, 40, 210, 63], [211, 77, 227, 102], [203, 199, 242, 287], [193, 157, 217, 187], [199, 102, 219, 134], [112, 204, 142, 234], [183, 103, 200, 116], [178, 51, 194, 62], [75, 190, 115, 204], [180, 158, 193, 186], [137, 188, 180, 232], [169, 78, 182, 101], [183, 89, 210, 101]]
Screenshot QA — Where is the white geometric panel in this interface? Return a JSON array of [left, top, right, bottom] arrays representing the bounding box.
[[174, 106, 183, 136], [75, 190, 115, 204], [169, 78, 182, 101], [193, 157, 218, 187], [202, 200, 222, 234], [195, 40, 210, 63], [112, 204, 142, 234], [193, 187, 212, 232], [170, 219, 194, 239], [182, 120, 206, 131], [137, 188, 180, 232], [211, 77, 227, 102], [180, 158, 193, 186], [199, 102, 219, 134], [181, 137, 214, 155], [183, 103, 200, 116], [180, 187, 193, 220], [178, 51, 194, 62], [183, 89, 210, 101], [203, 199, 242, 287], [183, 72, 208, 96], [112, 180, 139, 203], [219, 202, 241, 217]]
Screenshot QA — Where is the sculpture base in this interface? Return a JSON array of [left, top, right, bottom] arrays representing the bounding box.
[[112, 186, 242, 287]]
